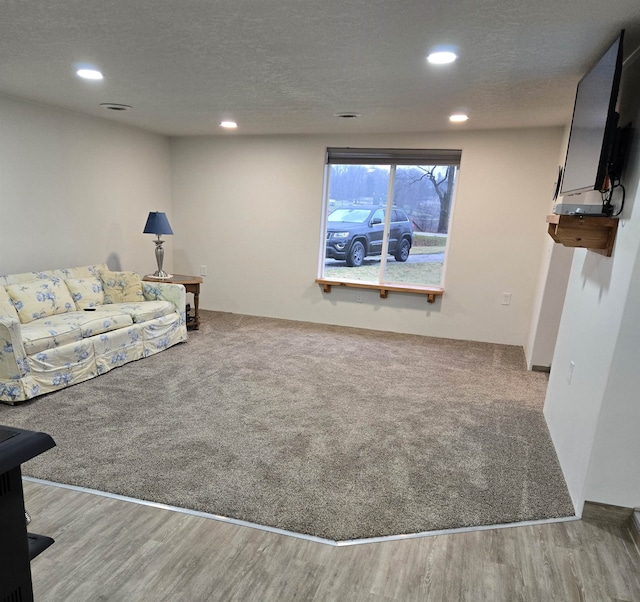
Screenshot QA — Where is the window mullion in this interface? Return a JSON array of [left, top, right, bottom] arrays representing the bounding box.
[[379, 165, 396, 284]]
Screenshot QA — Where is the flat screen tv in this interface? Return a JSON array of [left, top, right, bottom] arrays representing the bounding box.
[[559, 31, 624, 198]]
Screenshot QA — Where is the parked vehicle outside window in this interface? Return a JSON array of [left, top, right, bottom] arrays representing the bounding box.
[[326, 205, 413, 267]]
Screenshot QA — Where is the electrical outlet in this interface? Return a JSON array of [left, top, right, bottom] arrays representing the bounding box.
[[355, 291, 364, 303], [200, 265, 207, 276], [501, 292, 512, 305], [567, 361, 575, 385]]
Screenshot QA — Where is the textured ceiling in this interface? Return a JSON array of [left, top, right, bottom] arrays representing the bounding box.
[[1, 0, 640, 136]]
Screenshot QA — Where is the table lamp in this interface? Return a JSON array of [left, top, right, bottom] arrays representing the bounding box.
[[143, 211, 173, 279]]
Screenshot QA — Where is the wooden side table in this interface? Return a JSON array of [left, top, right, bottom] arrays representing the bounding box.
[[143, 274, 203, 329]]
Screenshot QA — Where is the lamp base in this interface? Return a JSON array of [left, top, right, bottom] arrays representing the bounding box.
[[145, 271, 173, 280], [149, 237, 172, 280]]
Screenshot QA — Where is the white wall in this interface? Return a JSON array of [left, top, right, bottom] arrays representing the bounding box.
[[0, 93, 564, 348], [544, 53, 640, 513], [585, 233, 640, 508], [0, 95, 173, 276], [525, 239, 574, 369], [171, 128, 562, 345], [525, 125, 574, 370]]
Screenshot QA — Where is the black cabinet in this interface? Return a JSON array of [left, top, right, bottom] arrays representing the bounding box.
[[0, 425, 56, 602]]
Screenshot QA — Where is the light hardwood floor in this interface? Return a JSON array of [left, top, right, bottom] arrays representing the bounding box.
[[24, 480, 640, 602]]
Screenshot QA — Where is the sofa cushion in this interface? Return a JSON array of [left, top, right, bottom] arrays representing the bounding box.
[[93, 300, 175, 324], [20, 310, 134, 355], [100, 271, 144, 304], [6, 278, 76, 324], [0, 286, 19, 321], [65, 310, 134, 338], [21, 319, 83, 355], [65, 277, 105, 309]]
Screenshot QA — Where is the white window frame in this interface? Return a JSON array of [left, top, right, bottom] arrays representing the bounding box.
[[317, 148, 461, 301]]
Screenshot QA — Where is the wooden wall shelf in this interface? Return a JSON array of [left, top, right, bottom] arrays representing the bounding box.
[[546, 214, 618, 257], [315, 279, 443, 303]]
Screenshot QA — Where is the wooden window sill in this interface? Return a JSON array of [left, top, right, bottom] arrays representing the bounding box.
[[315, 278, 443, 303]]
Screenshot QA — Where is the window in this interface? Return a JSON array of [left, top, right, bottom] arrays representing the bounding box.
[[319, 148, 460, 291]]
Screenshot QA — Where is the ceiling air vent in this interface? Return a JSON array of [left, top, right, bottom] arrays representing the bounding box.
[[100, 103, 132, 112]]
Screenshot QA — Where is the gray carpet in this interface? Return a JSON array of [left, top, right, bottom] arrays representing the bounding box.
[[0, 311, 574, 541]]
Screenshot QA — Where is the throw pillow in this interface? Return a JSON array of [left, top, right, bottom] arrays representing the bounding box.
[[6, 278, 76, 324], [0, 286, 19, 321], [100, 271, 144, 304], [65, 277, 105, 310]]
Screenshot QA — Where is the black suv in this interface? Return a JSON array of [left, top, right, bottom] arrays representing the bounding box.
[[325, 205, 414, 267]]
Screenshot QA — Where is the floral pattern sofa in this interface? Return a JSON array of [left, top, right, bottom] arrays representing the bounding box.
[[0, 264, 187, 404]]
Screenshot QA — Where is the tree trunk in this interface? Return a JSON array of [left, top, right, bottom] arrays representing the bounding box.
[[438, 167, 456, 233]]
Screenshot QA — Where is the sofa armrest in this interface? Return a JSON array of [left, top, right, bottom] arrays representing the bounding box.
[[142, 282, 187, 321], [0, 316, 29, 382]]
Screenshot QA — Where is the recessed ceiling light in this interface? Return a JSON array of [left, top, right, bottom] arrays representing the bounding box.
[[449, 113, 469, 123], [76, 68, 104, 80], [427, 51, 457, 65], [220, 121, 238, 129]]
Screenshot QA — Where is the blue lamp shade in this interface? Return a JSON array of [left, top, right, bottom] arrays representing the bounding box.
[[143, 212, 173, 236]]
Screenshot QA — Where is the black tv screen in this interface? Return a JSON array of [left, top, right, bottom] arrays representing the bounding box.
[[560, 31, 624, 196]]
